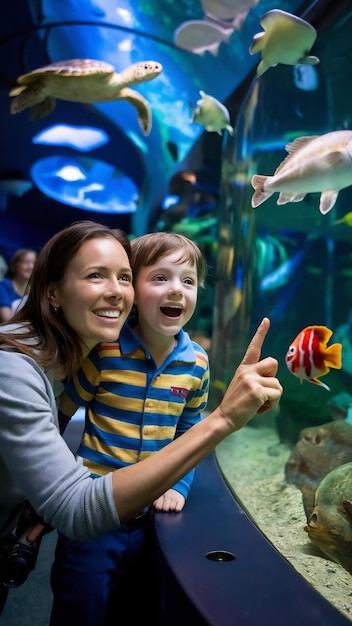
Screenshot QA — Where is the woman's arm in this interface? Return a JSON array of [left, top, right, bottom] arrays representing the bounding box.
[[0, 318, 282, 539], [0, 352, 118, 541]]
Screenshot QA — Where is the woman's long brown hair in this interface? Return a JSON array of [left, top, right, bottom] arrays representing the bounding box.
[[0, 221, 131, 376]]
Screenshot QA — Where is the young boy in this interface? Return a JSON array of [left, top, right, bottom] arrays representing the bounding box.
[[50, 232, 210, 626]]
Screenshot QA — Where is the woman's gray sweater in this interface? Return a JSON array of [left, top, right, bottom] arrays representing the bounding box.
[[0, 347, 120, 540]]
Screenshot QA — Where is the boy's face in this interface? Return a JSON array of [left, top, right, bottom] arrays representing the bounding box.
[[134, 250, 198, 338]]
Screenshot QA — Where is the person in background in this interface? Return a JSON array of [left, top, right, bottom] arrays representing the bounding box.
[[0, 220, 282, 615], [0, 248, 37, 321], [0, 255, 7, 281], [50, 232, 209, 625]]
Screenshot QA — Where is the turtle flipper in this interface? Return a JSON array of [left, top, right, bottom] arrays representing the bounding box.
[[30, 97, 56, 121], [10, 78, 53, 119], [118, 87, 152, 135]]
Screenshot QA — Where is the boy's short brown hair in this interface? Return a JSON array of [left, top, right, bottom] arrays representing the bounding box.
[[131, 232, 206, 287]]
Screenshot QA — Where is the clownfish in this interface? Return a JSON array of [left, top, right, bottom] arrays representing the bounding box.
[[285, 325, 342, 391]]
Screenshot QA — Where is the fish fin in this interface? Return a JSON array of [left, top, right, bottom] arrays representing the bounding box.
[[298, 55, 320, 66], [342, 501, 352, 521], [260, 9, 291, 30], [277, 192, 306, 205], [274, 138, 320, 174], [325, 151, 346, 167], [256, 60, 270, 77], [323, 342, 342, 369], [284, 135, 319, 156], [251, 174, 266, 189], [304, 325, 333, 343], [309, 377, 331, 391], [260, 9, 317, 35], [319, 190, 339, 215], [226, 125, 235, 135], [249, 32, 265, 54], [251, 175, 273, 207]]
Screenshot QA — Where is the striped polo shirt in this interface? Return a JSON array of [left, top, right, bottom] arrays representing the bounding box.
[[65, 323, 209, 499]]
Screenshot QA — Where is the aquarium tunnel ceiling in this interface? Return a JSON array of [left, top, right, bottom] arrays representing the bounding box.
[[0, 0, 348, 242]]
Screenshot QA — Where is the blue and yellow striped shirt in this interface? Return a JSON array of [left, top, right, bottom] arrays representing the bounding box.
[[65, 324, 209, 499]]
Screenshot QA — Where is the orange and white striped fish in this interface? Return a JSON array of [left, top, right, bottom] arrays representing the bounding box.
[[285, 325, 342, 391]]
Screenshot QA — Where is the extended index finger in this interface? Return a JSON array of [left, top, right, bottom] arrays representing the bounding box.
[[241, 317, 270, 365]]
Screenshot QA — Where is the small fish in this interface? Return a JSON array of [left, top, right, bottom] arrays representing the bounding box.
[[250, 9, 319, 77], [190, 90, 234, 135], [285, 325, 342, 391], [174, 20, 233, 56], [251, 130, 352, 215], [333, 211, 352, 227]]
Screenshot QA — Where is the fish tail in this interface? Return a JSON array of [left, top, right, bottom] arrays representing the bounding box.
[[323, 343, 342, 369], [251, 175, 273, 208]]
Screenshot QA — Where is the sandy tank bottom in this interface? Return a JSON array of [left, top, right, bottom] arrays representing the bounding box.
[[215, 413, 352, 622]]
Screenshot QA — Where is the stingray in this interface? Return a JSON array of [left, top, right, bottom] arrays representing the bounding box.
[[249, 9, 320, 77]]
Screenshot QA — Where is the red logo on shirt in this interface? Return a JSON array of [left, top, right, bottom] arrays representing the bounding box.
[[171, 387, 189, 398]]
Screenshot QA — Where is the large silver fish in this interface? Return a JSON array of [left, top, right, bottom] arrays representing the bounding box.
[[305, 461, 352, 574], [251, 130, 352, 215], [190, 90, 234, 135], [250, 9, 319, 77]]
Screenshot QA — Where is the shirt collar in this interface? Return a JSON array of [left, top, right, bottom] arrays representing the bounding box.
[[119, 322, 197, 362]]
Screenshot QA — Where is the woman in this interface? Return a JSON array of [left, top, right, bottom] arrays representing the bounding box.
[[0, 248, 37, 321], [0, 220, 282, 543]]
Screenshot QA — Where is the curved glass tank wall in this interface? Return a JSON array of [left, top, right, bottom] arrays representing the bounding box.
[[212, 8, 352, 621]]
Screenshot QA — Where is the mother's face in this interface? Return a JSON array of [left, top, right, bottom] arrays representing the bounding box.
[[48, 236, 134, 354]]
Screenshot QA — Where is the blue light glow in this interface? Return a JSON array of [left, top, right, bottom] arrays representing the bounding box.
[[162, 195, 180, 210], [32, 124, 109, 151], [31, 155, 139, 213]]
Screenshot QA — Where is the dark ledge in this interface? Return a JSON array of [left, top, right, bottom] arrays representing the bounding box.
[[153, 452, 350, 626]]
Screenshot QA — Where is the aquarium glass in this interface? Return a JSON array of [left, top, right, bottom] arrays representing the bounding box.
[[213, 7, 352, 620]]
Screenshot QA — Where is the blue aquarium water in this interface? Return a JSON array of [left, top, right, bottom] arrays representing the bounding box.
[[208, 6, 352, 621]]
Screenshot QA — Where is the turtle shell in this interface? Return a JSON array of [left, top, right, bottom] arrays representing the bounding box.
[[16, 59, 115, 85]]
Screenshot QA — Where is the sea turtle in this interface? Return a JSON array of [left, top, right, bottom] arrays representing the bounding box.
[[9, 58, 163, 135]]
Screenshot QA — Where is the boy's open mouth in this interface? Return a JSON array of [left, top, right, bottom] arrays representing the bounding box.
[[161, 306, 182, 317]]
